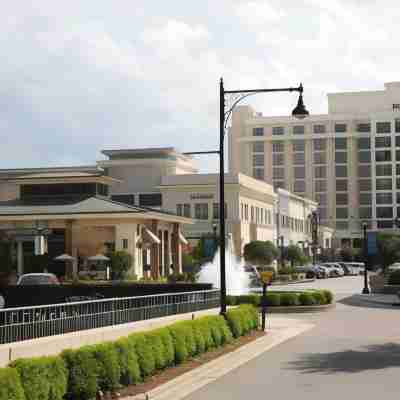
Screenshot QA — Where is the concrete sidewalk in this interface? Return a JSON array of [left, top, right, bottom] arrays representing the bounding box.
[[128, 316, 314, 400], [353, 293, 400, 305]]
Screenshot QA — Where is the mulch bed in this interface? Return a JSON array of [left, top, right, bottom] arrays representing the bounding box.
[[113, 330, 266, 399]]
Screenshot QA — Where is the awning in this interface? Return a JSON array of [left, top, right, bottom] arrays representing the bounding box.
[[179, 232, 188, 245], [144, 228, 161, 244]]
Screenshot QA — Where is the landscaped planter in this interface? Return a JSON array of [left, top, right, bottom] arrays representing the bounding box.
[[265, 302, 335, 313]]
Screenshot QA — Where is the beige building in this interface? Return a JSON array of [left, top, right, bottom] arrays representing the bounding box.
[[229, 81, 400, 246]]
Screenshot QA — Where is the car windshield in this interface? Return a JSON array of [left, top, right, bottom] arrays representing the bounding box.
[[19, 275, 58, 285]]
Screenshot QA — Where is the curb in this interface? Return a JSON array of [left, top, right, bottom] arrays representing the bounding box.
[[265, 302, 335, 313], [127, 319, 314, 400], [270, 279, 315, 286]]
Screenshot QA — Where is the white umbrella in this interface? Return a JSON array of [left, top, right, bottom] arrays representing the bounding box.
[[87, 254, 110, 261], [54, 254, 76, 261]]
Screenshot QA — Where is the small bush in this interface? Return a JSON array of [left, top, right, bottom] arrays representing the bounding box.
[[298, 292, 316, 306], [235, 295, 260, 306], [191, 320, 206, 355], [196, 318, 214, 350], [226, 295, 237, 305], [226, 305, 258, 338], [155, 328, 175, 367], [280, 293, 299, 306], [311, 291, 324, 305], [89, 343, 121, 392], [265, 293, 281, 306], [291, 273, 299, 281], [129, 334, 155, 378], [204, 316, 223, 347], [146, 331, 167, 370], [0, 367, 25, 400], [226, 308, 243, 338], [213, 316, 234, 344], [11, 356, 67, 400], [114, 338, 141, 386], [322, 290, 333, 304], [62, 347, 98, 400], [168, 323, 189, 364]]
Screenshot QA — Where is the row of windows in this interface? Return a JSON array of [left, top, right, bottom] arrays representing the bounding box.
[[280, 214, 307, 233], [240, 203, 272, 225], [176, 203, 228, 220], [253, 120, 400, 136]]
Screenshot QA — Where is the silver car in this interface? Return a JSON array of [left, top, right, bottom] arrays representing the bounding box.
[[17, 273, 60, 285]]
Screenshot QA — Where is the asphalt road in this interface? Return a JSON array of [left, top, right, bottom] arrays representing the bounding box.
[[183, 275, 400, 399]]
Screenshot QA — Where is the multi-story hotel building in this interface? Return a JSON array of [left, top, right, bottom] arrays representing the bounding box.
[[229, 81, 400, 246]]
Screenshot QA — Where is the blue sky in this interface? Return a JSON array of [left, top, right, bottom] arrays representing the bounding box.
[[1, 0, 400, 172]]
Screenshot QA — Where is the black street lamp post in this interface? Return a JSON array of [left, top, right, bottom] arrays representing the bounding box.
[[280, 235, 284, 268], [189, 79, 308, 316], [309, 211, 319, 265], [362, 222, 370, 294]]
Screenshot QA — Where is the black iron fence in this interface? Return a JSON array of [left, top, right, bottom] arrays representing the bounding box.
[[0, 289, 220, 344]]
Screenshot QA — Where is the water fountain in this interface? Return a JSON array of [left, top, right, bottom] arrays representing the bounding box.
[[198, 234, 251, 295]]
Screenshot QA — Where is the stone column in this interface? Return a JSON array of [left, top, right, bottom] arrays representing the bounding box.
[[65, 220, 79, 280], [172, 223, 182, 274], [150, 220, 159, 279], [17, 241, 24, 276], [159, 229, 164, 277]]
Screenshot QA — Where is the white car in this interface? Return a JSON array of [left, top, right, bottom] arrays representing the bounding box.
[[321, 263, 345, 277], [17, 273, 60, 285]]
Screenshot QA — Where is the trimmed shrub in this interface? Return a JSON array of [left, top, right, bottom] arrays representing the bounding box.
[[89, 343, 121, 392], [203, 316, 223, 347], [311, 291, 324, 305], [155, 328, 175, 367], [114, 338, 141, 386], [265, 293, 281, 306], [226, 295, 237, 306], [298, 292, 316, 306], [146, 331, 167, 370], [62, 347, 98, 400], [168, 323, 189, 364], [0, 367, 25, 400], [226, 305, 258, 338], [388, 270, 400, 285], [191, 320, 206, 355], [322, 289, 333, 304], [235, 295, 260, 307], [196, 318, 214, 350], [280, 293, 299, 306], [226, 308, 243, 338], [11, 356, 67, 400], [129, 334, 155, 378], [213, 316, 234, 344]]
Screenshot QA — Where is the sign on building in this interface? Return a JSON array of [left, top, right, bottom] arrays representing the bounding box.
[[367, 231, 378, 255]]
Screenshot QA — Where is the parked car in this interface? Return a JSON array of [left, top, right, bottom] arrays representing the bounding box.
[[388, 263, 400, 273], [17, 273, 60, 285], [294, 265, 317, 279], [349, 262, 366, 275], [338, 262, 357, 276], [320, 263, 345, 277]]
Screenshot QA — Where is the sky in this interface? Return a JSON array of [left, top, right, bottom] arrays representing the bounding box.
[[1, 0, 400, 172]]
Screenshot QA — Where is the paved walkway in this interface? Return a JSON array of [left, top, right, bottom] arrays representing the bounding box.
[[183, 276, 400, 399]]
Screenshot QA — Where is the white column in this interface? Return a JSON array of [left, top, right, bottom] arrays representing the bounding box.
[[115, 223, 137, 276], [17, 241, 24, 276], [160, 230, 165, 276]]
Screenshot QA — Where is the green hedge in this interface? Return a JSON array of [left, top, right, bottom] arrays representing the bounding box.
[[388, 270, 400, 285], [298, 292, 316, 306], [0, 308, 258, 400]]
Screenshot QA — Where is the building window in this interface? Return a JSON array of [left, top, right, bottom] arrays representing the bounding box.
[[273, 168, 285, 179], [376, 122, 391, 133], [357, 123, 371, 132], [358, 137, 371, 149], [176, 204, 183, 216], [313, 124, 326, 134], [252, 142, 264, 152], [358, 165, 371, 177], [359, 193, 372, 205], [294, 167, 305, 179], [359, 179, 371, 191], [253, 154, 264, 166], [335, 152, 347, 164], [183, 204, 191, 218], [335, 123, 347, 133], [376, 178, 392, 191], [139, 193, 162, 207], [335, 138, 347, 149], [375, 151, 391, 162], [315, 166, 326, 179], [292, 141, 305, 151], [378, 220, 394, 228], [122, 239, 128, 249], [273, 153, 284, 165], [336, 221, 348, 230], [376, 207, 393, 218], [396, 150, 400, 162], [272, 141, 284, 152], [376, 164, 392, 176], [213, 203, 219, 219], [336, 208, 348, 218], [111, 194, 135, 205], [397, 165, 400, 176], [272, 126, 285, 136], [253, 127, 264, 136], [336, 193, 348, 205], [195, 203, 209, 220], [293, 125, 305, 135], [395, 119, 400, 133], [253, 168, 264, 180], [358, 151, 371, 163], [335, 165, 347, 178], [245, 204, 248, 220], [314, 138, 326, 150], [293, 152, 305, 165], [314, 152, 326, 164], [315, 180, 327, 192], [396, 136, 400, 147], [316, 193, 327, 205], [336, 180, 348, 191], [294, 180, 305, 192], [359, 207, 372, 219], [375, 136, 391, 148], [251, 206, 254, 222], [376, 192, 393, 204], [274, 181, 285, 189]]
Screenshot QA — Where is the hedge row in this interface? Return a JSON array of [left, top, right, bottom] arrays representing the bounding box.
[[0, 305, 258, 400], [227, 290, 333, 307]]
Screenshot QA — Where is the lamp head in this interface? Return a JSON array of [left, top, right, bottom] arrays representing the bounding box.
[[292, 84, 309, 119]]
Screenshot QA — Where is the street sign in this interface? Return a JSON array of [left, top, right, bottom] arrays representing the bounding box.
[[367, 231, 378, 255], [260, 271, 274, 284]]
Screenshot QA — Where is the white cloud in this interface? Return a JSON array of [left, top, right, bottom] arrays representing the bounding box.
[[235, 1, 285, 25]]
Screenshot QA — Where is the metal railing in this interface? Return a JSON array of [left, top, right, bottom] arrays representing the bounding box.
[[0, 289, 220, 344]]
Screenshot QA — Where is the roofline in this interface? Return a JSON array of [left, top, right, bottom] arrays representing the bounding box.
[[5, 175, 121, 184], [0, 165, 101, 175], [101, 147, 194, 161]]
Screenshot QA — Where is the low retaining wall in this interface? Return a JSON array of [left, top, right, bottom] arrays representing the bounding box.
[[265, 302, 335, 314]]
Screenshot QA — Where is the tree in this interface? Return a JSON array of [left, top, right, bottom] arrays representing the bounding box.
[[286, 244, 307, 267], [110, 251, 132, 279], [377, 233, 400, 271], [340, 246, 355, 262], [243, 241, 278, 267]]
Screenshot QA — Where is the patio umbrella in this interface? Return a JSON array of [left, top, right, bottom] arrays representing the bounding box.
[[54, 254, 76, 261], [87, 254, 110, 261]]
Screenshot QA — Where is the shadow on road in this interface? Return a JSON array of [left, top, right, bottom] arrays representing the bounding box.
[[287, 343, 400, 374], [338, 295, 400, 310]]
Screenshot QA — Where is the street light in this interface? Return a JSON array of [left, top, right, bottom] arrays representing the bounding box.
[[362, 222, 370, 294], [308, 211, 319, 265], [280, 235, 284, 269]]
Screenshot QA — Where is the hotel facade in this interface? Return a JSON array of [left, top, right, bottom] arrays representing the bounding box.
[[229, 81, 400, 246]]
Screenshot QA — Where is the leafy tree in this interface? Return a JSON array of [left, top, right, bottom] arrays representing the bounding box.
[[110, 250, 132, 279], [243, 241, 278, 267], [286, 244, 307, 267], [377, 233, 400, 271]]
